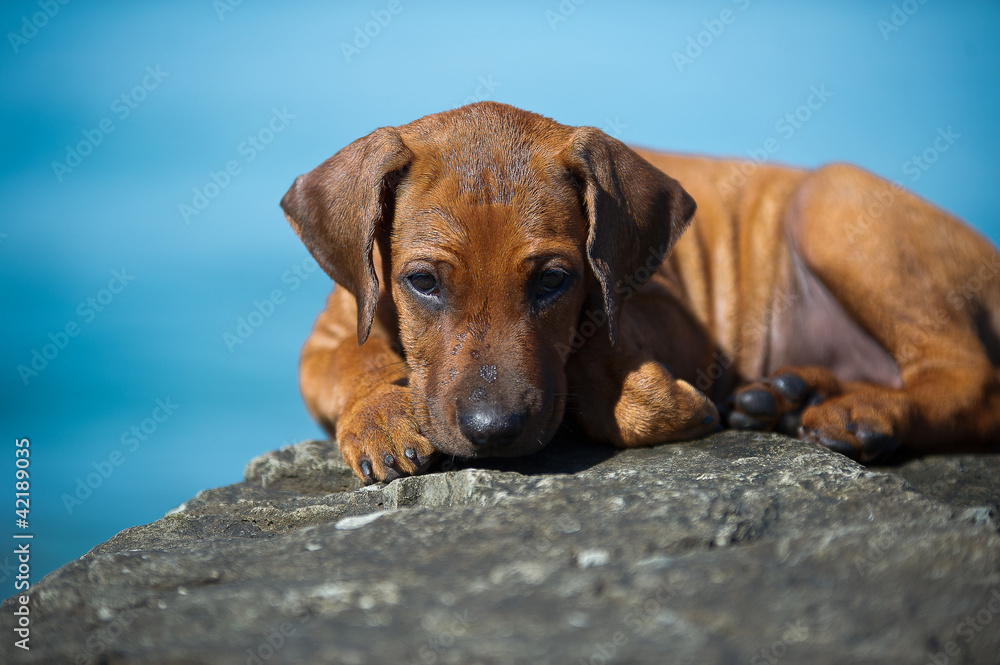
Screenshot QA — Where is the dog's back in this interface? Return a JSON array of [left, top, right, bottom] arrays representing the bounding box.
[[637, 149, 1000, 391]]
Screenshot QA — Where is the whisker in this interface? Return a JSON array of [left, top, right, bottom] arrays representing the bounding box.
[[557, 420, 577, 434], [367, 360, 410, 380]]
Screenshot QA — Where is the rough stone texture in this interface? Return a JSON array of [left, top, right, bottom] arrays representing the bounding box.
[[4, 432, 1000, 664]]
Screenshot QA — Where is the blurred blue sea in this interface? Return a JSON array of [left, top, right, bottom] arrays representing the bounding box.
[[2, 0, 998, 598]]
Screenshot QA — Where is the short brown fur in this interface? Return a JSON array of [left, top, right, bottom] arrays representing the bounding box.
[[282, 103, 1000, 483]]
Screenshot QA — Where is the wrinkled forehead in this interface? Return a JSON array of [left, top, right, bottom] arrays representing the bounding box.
[[391, 147, 586, 264]]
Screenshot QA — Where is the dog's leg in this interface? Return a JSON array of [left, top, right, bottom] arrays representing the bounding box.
[[570, 353, 720, 447], [567, 292, 721, 448], [728, 365, 908, 458], [729, 164, 1000, 460], [301, 288, 437, 483]]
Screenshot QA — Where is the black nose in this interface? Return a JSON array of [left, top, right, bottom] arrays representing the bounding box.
[[458, 407, 525, 449]]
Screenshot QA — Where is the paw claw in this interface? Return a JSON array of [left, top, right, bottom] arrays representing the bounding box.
[[359, 459, 376, 484], [400, 446, 436, 473], [336, 386, 440, 483]]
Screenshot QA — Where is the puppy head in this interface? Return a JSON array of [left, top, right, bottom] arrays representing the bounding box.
[[281, 102, 695, 458]]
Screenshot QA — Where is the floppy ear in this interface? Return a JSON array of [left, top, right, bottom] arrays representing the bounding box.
[[281, 128, 413, 345], [562, 127, 696, 345]]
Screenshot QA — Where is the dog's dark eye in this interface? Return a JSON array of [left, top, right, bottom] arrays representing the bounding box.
[[539, 270, 567, 292], [408, 273, 439, 296], [534, 269, 570, 304]]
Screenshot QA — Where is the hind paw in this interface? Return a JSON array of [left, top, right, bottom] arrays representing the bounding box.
[[727, 372, 826, 435]]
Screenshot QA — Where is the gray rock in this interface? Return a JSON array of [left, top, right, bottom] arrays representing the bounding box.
[[4, 432, 1000, 664]]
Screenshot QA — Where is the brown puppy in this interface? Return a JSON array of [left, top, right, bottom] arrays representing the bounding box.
[[282, 102, 1000, 484]]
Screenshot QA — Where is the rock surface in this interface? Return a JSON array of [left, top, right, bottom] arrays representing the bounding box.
[[4, 432, 1000, 664]]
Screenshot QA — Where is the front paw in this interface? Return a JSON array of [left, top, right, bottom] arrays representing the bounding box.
[[596, 361, 720, 447], [337, 386, 438, 484]]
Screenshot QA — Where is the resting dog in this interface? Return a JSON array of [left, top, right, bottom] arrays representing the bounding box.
[[281, 102, 1000, 484]]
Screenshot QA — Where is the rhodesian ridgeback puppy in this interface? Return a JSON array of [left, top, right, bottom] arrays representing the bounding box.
[[282, 102, 1000, 484]]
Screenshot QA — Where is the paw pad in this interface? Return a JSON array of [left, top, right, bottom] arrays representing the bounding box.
[[728, 371, 826, 436]]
